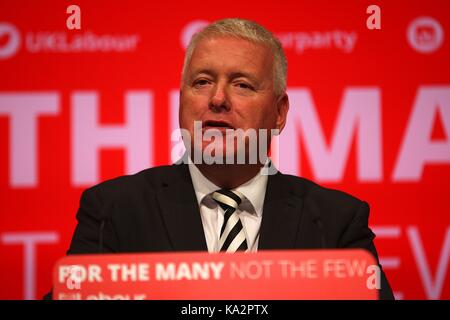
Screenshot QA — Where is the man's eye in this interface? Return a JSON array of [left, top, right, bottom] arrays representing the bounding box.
[[194, 79, 210, 87], [236, 82, 254, 90]]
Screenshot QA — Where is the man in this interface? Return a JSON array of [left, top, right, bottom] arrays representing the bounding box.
[[51, 18, 394, 299]]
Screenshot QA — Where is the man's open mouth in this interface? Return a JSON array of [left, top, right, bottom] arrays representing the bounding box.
[[202, 120, 235, 130]]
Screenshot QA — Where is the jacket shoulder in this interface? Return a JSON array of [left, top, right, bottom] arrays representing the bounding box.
[[280, 173, 365, 210], [84, 164, 177, 198]]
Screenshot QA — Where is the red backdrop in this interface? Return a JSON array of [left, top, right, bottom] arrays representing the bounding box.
[[1, 0, 449, 300]]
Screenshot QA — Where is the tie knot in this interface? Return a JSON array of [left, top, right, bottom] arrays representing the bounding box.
[[211, 189, 244, 211]]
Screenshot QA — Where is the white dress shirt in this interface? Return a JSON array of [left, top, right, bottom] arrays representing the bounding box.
[[188, 161, 268, 253]]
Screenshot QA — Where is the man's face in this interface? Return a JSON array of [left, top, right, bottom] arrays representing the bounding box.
[[179, 36, 288, 162]]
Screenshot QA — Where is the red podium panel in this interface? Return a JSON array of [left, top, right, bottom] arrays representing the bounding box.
[[53, 249, 379, 300]]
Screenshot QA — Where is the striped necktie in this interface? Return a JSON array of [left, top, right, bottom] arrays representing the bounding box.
[[211, 189, 248, 253]]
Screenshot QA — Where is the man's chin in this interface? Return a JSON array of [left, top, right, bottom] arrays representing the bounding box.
[[189, 147, 264, 166]]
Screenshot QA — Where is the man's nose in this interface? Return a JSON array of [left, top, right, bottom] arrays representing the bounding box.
[[209, 83, 230, 112]]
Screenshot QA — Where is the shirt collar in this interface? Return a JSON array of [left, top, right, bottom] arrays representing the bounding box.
[[187, 158, 268, 217], [188, 158, 221, 207]]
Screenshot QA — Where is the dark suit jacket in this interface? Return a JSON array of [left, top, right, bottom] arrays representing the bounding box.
[[49, 163, 394, 300]]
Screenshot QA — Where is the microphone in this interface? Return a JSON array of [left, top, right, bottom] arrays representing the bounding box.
[[98, 220, 105, 253], [313, 215, 327, 249]]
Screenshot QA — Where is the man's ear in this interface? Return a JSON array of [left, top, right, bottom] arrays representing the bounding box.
[[275, 93, 289, 133]]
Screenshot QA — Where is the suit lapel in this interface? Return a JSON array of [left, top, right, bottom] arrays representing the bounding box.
[[258, 172, 306, 250], [156, 164, 208, 251], [154, 163, 308, 251]]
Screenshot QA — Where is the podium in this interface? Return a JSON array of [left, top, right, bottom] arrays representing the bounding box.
[[53, 249, 379, 300]]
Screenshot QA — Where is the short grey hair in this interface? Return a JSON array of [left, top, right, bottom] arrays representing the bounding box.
[[182, 18, 287, 97]]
